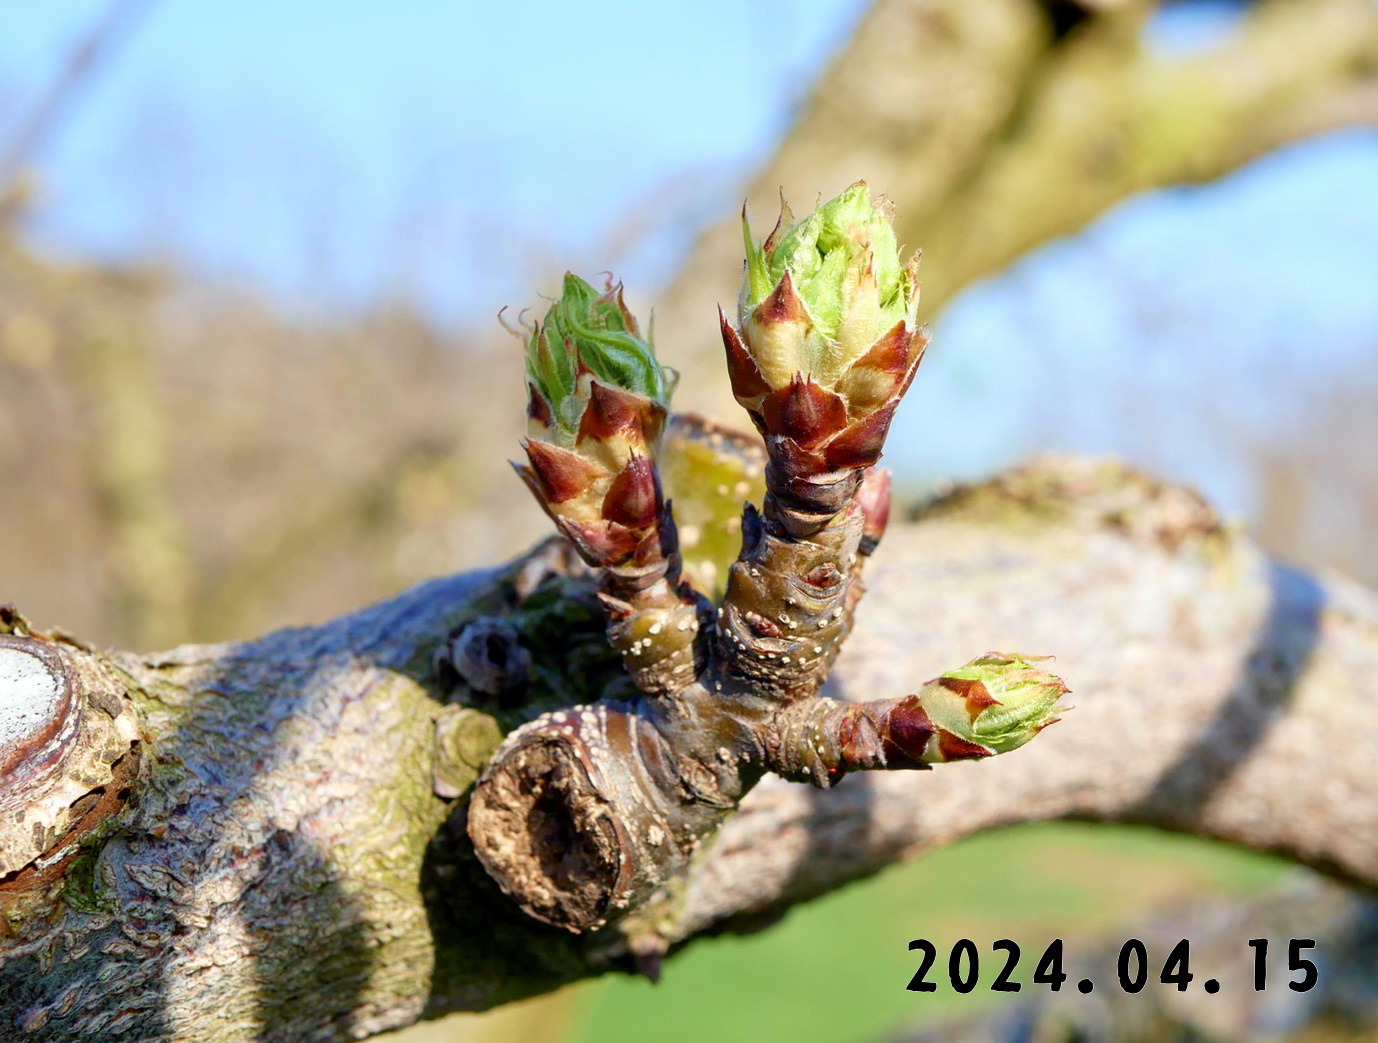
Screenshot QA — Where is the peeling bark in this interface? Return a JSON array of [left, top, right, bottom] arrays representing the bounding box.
[[1, 456, 1375, 1041], [0, 623, 141, 917]]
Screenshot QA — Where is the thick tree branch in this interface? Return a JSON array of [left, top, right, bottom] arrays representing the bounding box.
[[904, 0, 1378, 313], [2, 456, 1375, 1041]]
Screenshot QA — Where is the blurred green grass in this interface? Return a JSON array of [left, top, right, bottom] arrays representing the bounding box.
[[561, 822, 1289, 1043]]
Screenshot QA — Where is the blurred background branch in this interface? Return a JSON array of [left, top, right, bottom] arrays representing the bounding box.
[[0, 0, 154, 216]]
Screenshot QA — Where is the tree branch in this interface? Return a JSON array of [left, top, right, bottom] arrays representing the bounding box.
[[669, 457, 1378, 939], [0, 0, 156, 216], [2, 455, 1375, 1040]]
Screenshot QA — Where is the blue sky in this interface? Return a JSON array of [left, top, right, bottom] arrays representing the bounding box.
[[898, 131, 1378, 516], [2, 1, 1376, 531], [0, 0, 866, 319]]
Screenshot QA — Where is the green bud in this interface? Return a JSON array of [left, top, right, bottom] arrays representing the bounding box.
[[739, 182, 919, 385], [525, 273, 674, 436], [923, 652, 1068, 759]]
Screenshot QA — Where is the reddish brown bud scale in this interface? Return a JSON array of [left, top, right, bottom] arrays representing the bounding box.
[[557, 518, 640, 565], [837, 323, 926, 418], [883, 697, 937, 766], [851, 320, 913, 377], [760, 376, 850, 448], [938, 675, 1002, 723], [823, 399, 899, 470], [720, 307, 770, 404], [511, 461, 548, 515], [838, 710, 881, 768], [527, 383, 555, 428], [579, 381, 662, 445], [522, 439, 602, 504], [602, 457, 661, 529], [754, 268, 805, 326], [937, 730, 995, 761], [768, 436, 828, 478], [899, 329, 930, 396]]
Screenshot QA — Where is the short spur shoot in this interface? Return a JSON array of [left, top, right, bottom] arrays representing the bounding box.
[[515, 273, 703, 698], [468, 184, 1069, 932]]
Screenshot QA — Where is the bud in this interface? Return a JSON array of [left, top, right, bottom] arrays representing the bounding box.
[[855, 466, 892, 555], [516, 273, 674, 567], [921, 652, 1069, 760], [795, 650, 1069, 779], [524, 272, 671, 442], [725, 183, 928, 478]]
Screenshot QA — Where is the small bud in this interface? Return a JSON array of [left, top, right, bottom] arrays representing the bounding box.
[[921, 653, 1069, 760], [855, 467, 892, 555], [442, 618, 532, 702], [524, 273, 671, 446], [513, 274, 677, 569]]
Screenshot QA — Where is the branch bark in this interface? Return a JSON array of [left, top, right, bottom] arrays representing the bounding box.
[[654, 0, 1378, 421], [2, 456, 1375, 1041]]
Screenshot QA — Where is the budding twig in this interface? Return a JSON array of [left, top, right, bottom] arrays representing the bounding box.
[[515, 274, 706, 697], [712, 184, 927, 701], [469, 185, 1068, 934]]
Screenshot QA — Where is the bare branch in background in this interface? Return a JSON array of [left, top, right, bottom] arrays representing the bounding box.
[[0, 0, 156, 214]]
